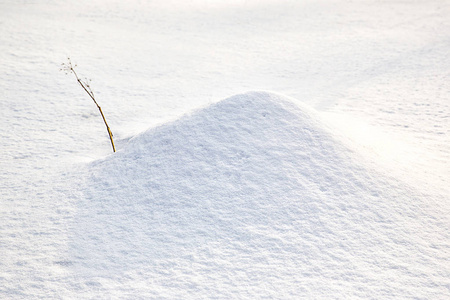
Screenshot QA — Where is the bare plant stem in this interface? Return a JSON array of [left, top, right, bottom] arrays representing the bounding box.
[[62, 59, 116, 152]]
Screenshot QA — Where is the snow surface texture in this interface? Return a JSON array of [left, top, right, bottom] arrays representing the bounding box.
[[67, 92, 448, 298], [1, 0, 449, 299]]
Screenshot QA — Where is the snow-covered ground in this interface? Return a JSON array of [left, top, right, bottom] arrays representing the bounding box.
[[1, 0, 449, 298]]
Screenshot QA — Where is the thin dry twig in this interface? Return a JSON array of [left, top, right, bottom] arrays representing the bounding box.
[[61, 58, 116, 152]]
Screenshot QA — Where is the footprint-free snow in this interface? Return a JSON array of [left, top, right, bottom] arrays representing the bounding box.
[[71, 92, 449, 298]]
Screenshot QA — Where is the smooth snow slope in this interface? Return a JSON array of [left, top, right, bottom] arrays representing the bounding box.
[[1, 1, 449, 298], [66, 92, 449, 299]]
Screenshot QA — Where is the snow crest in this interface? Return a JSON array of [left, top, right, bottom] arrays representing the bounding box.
[[70, 92, 448, 298]]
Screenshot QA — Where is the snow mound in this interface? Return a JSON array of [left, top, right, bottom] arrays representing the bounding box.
[[71, 92, 448, 298]]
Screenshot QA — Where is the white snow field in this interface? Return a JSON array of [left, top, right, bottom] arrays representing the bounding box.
[[1, 0, 449, 299]]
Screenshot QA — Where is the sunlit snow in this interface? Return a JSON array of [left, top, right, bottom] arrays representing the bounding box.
[[1, 0, 449, 298]]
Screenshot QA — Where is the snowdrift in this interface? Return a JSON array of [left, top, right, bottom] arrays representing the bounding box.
[[71, 92, 448, 298]]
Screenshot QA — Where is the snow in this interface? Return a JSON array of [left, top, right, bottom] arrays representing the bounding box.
[[1, 0, 449, 298], [69, 91, 448, 298]]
